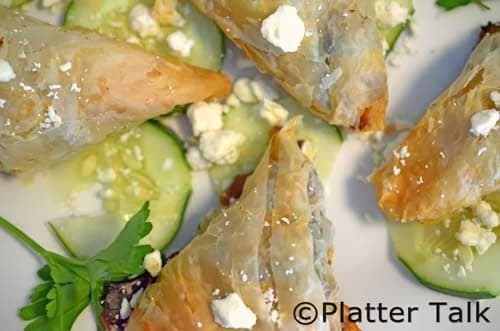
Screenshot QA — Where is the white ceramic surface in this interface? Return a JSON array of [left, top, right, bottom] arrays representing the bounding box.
[[1, 1, 500, 330]]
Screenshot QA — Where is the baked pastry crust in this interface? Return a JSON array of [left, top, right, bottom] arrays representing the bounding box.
[[0, 8, 231, 173], [189, 0, 388, 131], [372, 26, 500, 222]]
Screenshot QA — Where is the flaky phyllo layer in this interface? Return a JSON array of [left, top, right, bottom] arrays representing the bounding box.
[[0, 8, 230, 173], [373, 30, 500, 223], [189, 0, 388, 130], [127, 120, 343, 330]]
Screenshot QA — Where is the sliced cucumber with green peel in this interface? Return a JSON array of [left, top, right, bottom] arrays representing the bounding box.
[[64, 0, 224, 71], [377, 0, 415, 55], [389, 199, 500, 299], [51, 214, 126, 258], [49, 122, 191, 257], [209, 97, 343, 191]]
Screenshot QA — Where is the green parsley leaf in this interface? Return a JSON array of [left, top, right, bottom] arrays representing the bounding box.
[[0, 202, 153, 331], [436, 0, 490, 10]]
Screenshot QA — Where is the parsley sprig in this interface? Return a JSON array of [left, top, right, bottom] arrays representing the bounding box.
[[0, 203, 154, 331], [436, 0, 491, 10]]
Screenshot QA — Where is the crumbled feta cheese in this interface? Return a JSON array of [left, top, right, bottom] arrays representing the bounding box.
[[261, 5, 305, 53], [476, 231, 497, 255], [250, 79, 279, 101], [0, 98, 6, 109], [469, 109, 499, 137], [456, 220, 482, 246], [473, 201, 499, 229], [70, 82, 81, 93], [259, 99, 289, 126], [392, 165, 401, 176], [186, 147, 211, 171], [119, 298, 132, 319], [18, 50, 27, 59], [59, 62, 72, 73], [143, 250, 162, 277], [49, 84, 61, 90], [491, 91, 500, 108], [187, 102, 224, 136], [375, 1, 409, 28], [129, 4, 161, 38], [199, 130, 245, 165], [211, 293, 257, 330], [456, 219, 497, 255], [226, 94, 241, 108], [0, 60, 16, 82], [233, 78, 258, 103], [96, 168, 116, 183], [477, 147, 487, 156], [166, 31, 194, 57]]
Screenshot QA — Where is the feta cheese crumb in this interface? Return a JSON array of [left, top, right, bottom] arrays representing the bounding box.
[[0, 60, 16, 82], [259, 99, 289, 126], [200, 130, 245, 165], [211, 293, 257, 330], [456, 219, 497, 255], [226, 94, 241, 108], [187, 102, 224, 136], [491, 91, 500, 108], [392, 165, 401, 176], [186, 147, 211, 171], [59, 62, 72, 73], [473, 201, 499, 229], [375, 1, 409, 28], [166, 31, 194, 57], [70, 82, 81, 93], [261, 5, 305, 53], [143, 250, 162, 277], [469, 109, 499, 137], [0, 98, 6, 109], [234, 78, 258, 103], [129, 4, 161, 38]]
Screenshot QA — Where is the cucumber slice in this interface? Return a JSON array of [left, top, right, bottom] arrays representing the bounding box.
[[389, 201, 500, 299], [50, 122, 191, 257], [51, 214, 126, 258], [64, 0, 224, 71], [209, 97, 343, 191], [377, 0, 415, 55]]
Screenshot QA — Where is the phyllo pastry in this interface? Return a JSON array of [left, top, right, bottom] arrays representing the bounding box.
[[126, 119, 356, 330], [188, 0, 388, 131], [0, 8, 231, 173], [372, 25, 500, 222]]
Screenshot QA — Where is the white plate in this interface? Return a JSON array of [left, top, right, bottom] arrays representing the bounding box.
[[1, 1, 500, 330]]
